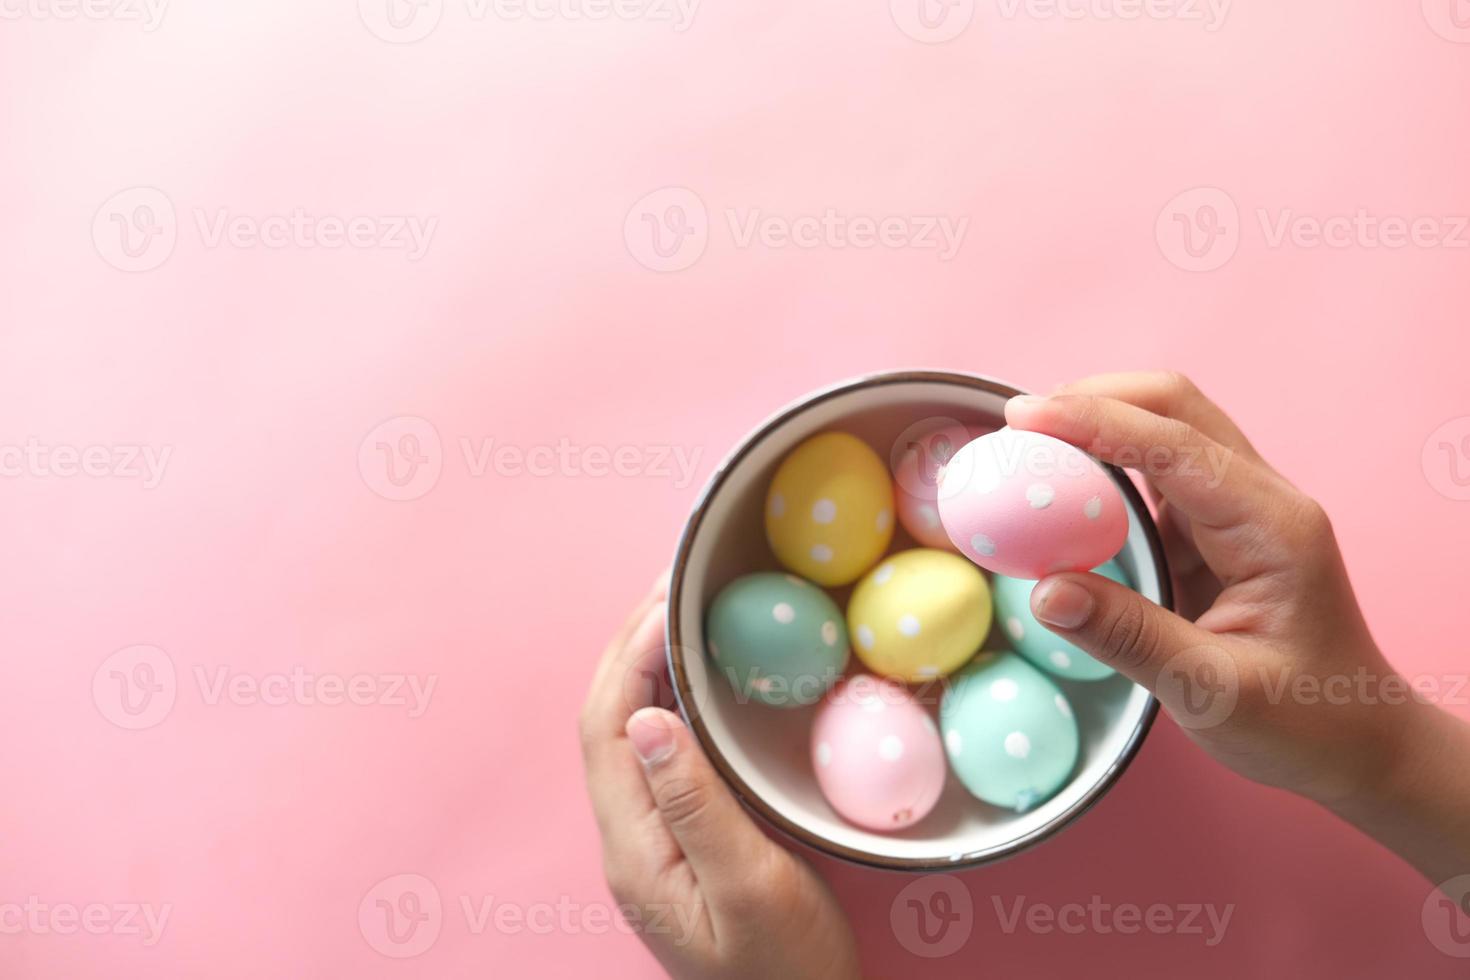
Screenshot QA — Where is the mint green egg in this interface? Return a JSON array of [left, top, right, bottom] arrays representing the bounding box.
[[705, 572, 849, 708], [992, 559, 1132, 682], [940, 652, 1080, 812]]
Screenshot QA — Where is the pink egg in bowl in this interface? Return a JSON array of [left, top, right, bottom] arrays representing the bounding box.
[[938, 427, 1129, 580], [810, 676, 947, 831], [889, 417, 980, 551]]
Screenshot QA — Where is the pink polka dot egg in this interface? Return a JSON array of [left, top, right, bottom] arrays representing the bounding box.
[[937, 427, 1128, 579], [810, 675, 947, 831]]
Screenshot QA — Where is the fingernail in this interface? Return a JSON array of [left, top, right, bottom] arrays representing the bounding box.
[[627, 708, 678, 766], [1005, 393, 1052, 411], [1032, 578, 1095, 629]]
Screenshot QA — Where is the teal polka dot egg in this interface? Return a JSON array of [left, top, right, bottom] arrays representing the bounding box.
[[940, 652, 1080, 812], [992, 559, 1132, 682], [705, 572, 849, 708]]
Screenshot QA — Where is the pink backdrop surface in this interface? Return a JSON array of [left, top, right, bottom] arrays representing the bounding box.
[[3, 0, 1470, 976]]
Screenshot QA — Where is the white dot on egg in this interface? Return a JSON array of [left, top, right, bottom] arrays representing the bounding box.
[[816, 742, 833, 768], [876, 509, 892, 532], [772, 602, 795, 624], [1004, 731, 1032, 759], [898, 614, 921, 637], [1006, 616, 1024, 641], [769, 493, 785, 517], [874, 563, 895, 585], [821, 620, 839, 646], [1084, 495, 1103, 520], [856, 625, 876, 651], [916, 664, 940, 678], [945, 729, 963, 755], [1026, 483, 1056, 509], [989, 678, 1019, 702], [918, 504, 939, 528], [971, 533, 996, 557], [878, 735, 905, 761], [810, 544, 834, 563], [1055, 693, 1073, 718], [812, 498, 837, 524], [1049, 650, 1072, 670]]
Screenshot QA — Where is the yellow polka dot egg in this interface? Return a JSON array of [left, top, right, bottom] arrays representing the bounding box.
[[846, 548, 993, 683], [765, 432, 895, 587]]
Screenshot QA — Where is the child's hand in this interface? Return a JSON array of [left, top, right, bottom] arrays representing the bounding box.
[[579, 577, 861, 980], [1006, 372, 1470, 884]]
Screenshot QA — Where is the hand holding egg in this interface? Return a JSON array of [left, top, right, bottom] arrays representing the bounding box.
[[938, 427, 1128, 579]]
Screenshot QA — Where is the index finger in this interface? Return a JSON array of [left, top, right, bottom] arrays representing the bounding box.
[[1005, 393, 1300, 583], [1052, 371, 1262, 464]]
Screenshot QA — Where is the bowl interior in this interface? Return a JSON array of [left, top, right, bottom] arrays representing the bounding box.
[[670, 373, 1163, 869]]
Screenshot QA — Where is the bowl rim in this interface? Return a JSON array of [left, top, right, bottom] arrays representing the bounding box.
[[666, 369, 1170, 872]]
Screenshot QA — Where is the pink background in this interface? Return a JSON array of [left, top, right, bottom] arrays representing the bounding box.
[[3, 0, 1470, 976]]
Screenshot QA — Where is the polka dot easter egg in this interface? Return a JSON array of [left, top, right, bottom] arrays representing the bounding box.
[[766, 432, 895, 587], [705, 572, 849, 708], [811, 675, 947, 831], [938, 427, 1128, 579], [890, 418, 976, 551], [940, 652, 1080, 812], [846, 548, 992, 683], [993, 558, 1132, 682]]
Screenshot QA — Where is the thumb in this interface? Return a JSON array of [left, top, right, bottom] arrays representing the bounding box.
[[1031, 572, 1237, 728], [626, 707, 771, 896]]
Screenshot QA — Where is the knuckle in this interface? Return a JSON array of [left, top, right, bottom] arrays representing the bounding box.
[[653, 773, 711, 830], [1160, 370, 1200, 402], [1099, 594, 1160, 672]]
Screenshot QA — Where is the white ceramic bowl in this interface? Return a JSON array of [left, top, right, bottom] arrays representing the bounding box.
[[667, 371, 1169, 871]]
